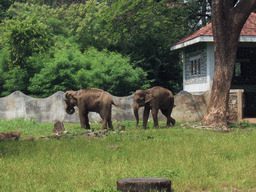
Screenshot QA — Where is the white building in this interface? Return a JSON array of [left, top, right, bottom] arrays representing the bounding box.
[[170, 12, 256, 118]]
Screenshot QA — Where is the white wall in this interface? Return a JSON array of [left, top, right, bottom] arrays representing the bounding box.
[[184, 83, 209, 94], [183, 43, 215, 94], [206, 43, 215, 91]]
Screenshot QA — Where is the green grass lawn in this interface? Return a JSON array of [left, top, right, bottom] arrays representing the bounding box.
[[0, 118, 256, 191]]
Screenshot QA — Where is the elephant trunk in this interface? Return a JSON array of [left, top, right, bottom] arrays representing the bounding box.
[[133, 104, 139, 129], [65, 103, 75, 115]]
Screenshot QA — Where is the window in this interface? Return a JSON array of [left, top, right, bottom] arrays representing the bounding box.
[[234, 62, 241, 77], [190, 58, 201, 76]]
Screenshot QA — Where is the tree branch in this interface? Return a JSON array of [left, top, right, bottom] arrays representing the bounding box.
[[231, 0, 256, 31], [235, 0, 256, 15]]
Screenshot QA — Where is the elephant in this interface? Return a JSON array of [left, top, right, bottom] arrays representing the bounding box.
[[133, 86, 175, 129], [64, 88, 117, 130]]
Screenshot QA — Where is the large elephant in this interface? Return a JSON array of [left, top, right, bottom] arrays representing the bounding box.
[[133, 86, 175, 129], [64, 88, 116, 130]]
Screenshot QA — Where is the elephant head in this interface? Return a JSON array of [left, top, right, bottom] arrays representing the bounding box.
[[133, 90, 154, 128], [64, 91, 78, 115]]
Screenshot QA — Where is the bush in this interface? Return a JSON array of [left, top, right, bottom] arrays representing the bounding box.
[[29, 47, 150, 97], [76, 47, 150, 96]]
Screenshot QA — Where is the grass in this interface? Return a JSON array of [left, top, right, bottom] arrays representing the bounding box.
[[0, 118, 256, 191]]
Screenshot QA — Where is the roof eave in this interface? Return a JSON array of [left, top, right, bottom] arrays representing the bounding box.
[[170, 35, 256, 51], [170, 36, 213, 51], [239, 36, 256, 42]]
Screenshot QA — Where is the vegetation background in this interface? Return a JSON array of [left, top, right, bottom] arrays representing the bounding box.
[[0, 0, 212, 97]]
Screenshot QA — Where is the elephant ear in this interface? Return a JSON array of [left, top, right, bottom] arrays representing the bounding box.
[[145, 91, 154, 103]]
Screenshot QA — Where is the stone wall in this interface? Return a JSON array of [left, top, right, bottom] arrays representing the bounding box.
[[0, 90, 210, 124]]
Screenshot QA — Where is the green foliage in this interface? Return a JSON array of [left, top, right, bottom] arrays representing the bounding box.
[[0, 0, 14, 22], [74, 1, 109, 51], [2, 66, 30, 96], [0, 6, 53, 95], [75, 47, 150, 95], [29, 47, 149, 97], [0, 0, 193, 97], [28, 49, 80, 97], [2, 14, 53, 69], [100, 0, 188, 93], [103, 0, 189, 45]]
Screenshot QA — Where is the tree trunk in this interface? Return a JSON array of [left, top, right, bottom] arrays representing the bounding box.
[[202, 0, 256, 127]]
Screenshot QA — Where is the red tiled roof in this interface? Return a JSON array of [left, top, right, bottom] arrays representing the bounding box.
[[172, 12, 256, 46]]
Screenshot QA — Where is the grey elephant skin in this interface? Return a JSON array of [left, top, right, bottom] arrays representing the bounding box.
[[0, 90, 209, 123]]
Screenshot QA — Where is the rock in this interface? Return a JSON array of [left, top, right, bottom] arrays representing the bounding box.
[[172, 90, 209, 122], [94, 131, 101, 136], [0, 130, 22, 141], [102, 129, 108, 135], [53, 121, 65, 133], [117, 124, 125, 131]]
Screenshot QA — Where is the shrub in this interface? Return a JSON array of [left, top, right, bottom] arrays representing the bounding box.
[[29, 47, 150, 97]]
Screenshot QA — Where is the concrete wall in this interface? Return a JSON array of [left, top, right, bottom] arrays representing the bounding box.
[[0, 90, 210, 124]]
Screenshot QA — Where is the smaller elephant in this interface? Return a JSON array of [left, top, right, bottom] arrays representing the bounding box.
[[64, 88, 116, 130], [133, 86, 175, 129]]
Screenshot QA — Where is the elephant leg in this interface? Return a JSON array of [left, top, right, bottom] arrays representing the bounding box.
[[143, 106, 150, 129], [101, 116, 108, 130], [107, 117, 114, 131], [151, 108, 159, 128], [161, 108, 175, 126], [107, 107, 114, 131], [99, 110, 108, 130], [79, 110, 90, 129]]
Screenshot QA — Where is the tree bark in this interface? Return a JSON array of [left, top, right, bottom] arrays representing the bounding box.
[[202, 0, 256, 127]]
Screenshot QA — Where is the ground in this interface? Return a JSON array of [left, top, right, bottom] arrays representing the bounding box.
[[242, 118, 256, 124]]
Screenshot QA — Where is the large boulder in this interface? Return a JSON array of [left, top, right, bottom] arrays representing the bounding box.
[[172, 91, 210, 122]]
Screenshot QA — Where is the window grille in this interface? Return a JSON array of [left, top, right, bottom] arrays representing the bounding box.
[[190, 59, 201, 76]]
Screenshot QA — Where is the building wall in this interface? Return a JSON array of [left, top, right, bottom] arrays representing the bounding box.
[[183, 43, 214, 94], [206, 43, 215, 91]]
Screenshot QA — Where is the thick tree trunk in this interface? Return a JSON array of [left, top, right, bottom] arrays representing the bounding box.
[[202, 0, 256, 127], [202, 50, 236, 127]]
